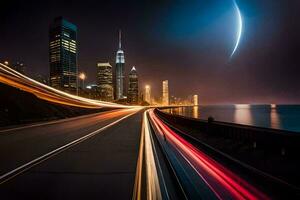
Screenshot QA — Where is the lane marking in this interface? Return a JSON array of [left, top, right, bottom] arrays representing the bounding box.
[[0, 109, 140, 185]]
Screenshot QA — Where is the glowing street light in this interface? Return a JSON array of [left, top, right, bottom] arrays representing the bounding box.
[[79, 72, 86, 81], [79, 72, 86, 92]]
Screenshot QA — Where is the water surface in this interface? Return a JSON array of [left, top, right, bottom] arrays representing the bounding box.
[[163, 105, 300, 132]]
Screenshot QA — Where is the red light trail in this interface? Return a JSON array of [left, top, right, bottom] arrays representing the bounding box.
[[148, 109, 269, 200]]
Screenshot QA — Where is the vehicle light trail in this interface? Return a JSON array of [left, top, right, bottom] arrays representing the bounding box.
[[148, 109, 269, 200], [0, 63, 137, 109], [133, 111, 163, 200]]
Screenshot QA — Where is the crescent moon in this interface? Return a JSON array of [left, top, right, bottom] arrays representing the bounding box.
[[230, 0, 243, 58]]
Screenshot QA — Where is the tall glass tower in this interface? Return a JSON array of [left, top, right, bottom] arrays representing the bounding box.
[[115, 30, 125, 100], [127, 66, 138, 104], [49, 17, 77, 93], [97, 62, 113, 101]]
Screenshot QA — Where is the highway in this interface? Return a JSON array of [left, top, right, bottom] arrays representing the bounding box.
[[0, 108, 142, 199], [1, 107, 297, 199], [0, 64, 294, 199]]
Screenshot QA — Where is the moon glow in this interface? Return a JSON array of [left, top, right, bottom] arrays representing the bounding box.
[[230, 0, 243, 58]]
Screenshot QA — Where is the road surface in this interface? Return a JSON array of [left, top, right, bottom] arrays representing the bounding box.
[[1, 107, 298, 200], [0, 108, 142, 199]]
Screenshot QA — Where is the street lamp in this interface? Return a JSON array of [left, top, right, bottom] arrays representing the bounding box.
[[79, 72, 86, 89]]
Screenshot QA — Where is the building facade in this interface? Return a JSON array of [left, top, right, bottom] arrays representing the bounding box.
[[162, 80, 169, 105], [49, 17, 77, 93], [97, 62, 113, 101], [127, 66, 139, 104], [115, 30, 125, 100]]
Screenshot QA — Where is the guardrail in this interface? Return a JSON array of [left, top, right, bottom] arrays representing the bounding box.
[[154, 109, 300, 198], [155, 108, 300, 155]]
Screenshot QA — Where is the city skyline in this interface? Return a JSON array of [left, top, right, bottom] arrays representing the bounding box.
[[1, 0, 300, 104]]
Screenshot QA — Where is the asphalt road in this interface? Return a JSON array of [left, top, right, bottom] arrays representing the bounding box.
[[0, 108, 143, 199]]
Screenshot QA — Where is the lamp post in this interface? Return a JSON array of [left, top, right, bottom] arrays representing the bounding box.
[[79, 72, 86, 95]]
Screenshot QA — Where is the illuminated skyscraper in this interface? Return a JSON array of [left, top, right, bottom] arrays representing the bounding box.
[[162, 80, 169, 105], [49, 17, 77, 92], [127, 66, 139, 104], [97, 62, 113, 101], [115, 30, 125, 100], [193, 95, 199, 106], [145, 85, 151, 104]]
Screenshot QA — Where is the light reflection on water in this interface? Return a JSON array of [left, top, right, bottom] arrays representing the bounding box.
[[234, 105, 253, 125], [193, 106, 199, 119], [164, 105, 300, 132], [270, 108, 280, 129]]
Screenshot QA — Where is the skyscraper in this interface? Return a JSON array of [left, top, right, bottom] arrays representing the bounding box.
[[145, 85, 151, 104], [97, 62, 113, 101], [193, 95, 199, 106], [115, 30, 125, 100], [127, 66, 139, 104], [49, 17, 77, 92], [162, 80, 169, 105]]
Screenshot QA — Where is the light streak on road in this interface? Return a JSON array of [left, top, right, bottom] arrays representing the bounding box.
[[132, 111, 163, 200], [132, 117, 145, 200], [148, 109, 269, 200], [0, 63, 137, 109], [144, 112, 163, 199]]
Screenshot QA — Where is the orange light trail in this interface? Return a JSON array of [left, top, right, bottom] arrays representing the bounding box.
[[0, 63, 139, 109]]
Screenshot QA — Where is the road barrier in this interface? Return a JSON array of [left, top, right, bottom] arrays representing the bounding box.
[[155, 108, 300, 155]]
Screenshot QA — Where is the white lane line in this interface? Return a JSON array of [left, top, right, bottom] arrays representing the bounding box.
[[0, 110, 140, 185]]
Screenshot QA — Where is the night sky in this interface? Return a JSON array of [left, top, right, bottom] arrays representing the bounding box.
[[1, 0, 300, 104]]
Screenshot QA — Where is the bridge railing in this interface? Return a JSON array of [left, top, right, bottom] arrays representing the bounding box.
[[155, 108, 300, 155]]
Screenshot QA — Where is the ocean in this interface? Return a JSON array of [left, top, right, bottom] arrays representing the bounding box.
[[163, 105, 300, 133]]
